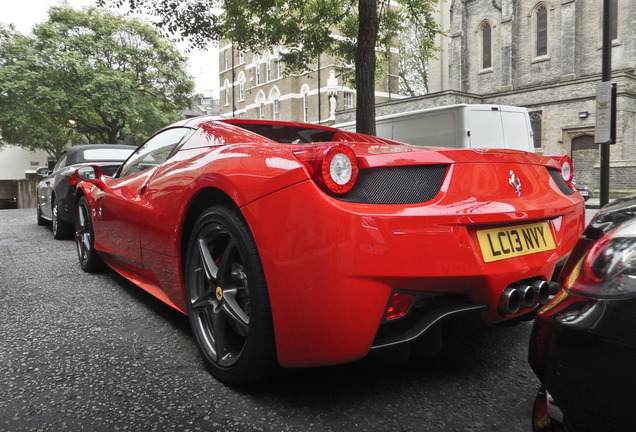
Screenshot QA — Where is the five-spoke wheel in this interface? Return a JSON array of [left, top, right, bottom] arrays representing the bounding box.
[[185, 205, 276, 385], [75, 196, 103, 272]]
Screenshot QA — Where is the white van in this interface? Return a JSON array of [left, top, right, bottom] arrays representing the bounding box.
[[335, 104, 535, 152]]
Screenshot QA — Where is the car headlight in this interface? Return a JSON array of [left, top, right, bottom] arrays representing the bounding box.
[[565, 220, 636, 299]]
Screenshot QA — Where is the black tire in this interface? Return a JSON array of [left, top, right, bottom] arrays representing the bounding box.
[[75, 196, 104, 272], [184, 205, 277, 385], [52, 197, 73, 240], [36, 203, 46, 226]]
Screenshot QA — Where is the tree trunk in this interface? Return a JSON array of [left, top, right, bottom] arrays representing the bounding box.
[[107, 128, 119, 144], [355, 0, 378, 136]]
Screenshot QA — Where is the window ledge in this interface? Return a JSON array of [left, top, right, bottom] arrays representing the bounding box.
[[532, 55, 550, 64]]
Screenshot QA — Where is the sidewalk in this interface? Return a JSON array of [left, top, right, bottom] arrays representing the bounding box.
[[586, 198, 602, 209], [585, 197, 623, 210]]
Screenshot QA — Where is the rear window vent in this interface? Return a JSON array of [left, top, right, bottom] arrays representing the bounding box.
[[547, 167, 574, 196]]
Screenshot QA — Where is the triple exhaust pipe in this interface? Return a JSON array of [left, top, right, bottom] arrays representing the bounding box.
[[498, 279, 551, 315]]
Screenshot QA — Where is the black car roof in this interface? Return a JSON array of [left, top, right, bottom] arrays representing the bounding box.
[[64, 144, 137, 166]]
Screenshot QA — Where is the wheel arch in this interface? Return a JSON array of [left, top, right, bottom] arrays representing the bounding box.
[[179, 187, 241, 278], [73, 187, 87, 211]]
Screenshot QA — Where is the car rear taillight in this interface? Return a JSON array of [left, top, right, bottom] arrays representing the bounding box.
[[385, 293, 414, 320], [549, 155, 573, 184], [293, 144, 358, 195]]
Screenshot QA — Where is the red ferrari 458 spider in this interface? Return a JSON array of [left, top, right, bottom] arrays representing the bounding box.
[[73, 117, 585, 384]]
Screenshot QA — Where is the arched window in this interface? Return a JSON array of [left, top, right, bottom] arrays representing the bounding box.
[[238, 73, 245, 101], [270, 87, 280, 120], [256, 92, 266, 120], [530, 112, 542, 149], [536, 5, 548, 57], [254, 54, 261, 85], [265, 51, 272, 82], [224, 80, 230, 106], [481, 22, 492, 69]]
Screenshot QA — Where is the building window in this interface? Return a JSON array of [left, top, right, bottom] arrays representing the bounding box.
[[238, 51, 244, 63], [254, 55, 261, 85], [238, 73, 245, 101], [277, 60, 283, 78], [270, 87, 281, 120], [224, 52, 228, 71], [256, 92, 266, 120], [343, 92, 353, 110], [266, 61, 271, 82], [224, 80, 230, 106], [481, 22, 492, 69], [530, 112, 542, 149], [302, 88, 309, 122], [536, 5, 548, 57]]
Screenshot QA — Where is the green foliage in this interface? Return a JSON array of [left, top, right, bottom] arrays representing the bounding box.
[[396, 1, 441, 97], [100, 0, 440, 135], [0, 6, 194, 157]]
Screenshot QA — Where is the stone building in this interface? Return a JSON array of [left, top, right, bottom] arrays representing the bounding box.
[[336, 0, 636, 195], [218, 42, 402, 125]]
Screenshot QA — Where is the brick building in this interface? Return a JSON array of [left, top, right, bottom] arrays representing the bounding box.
[[336, 0, 636, 195], [218, 42, 403, 125]]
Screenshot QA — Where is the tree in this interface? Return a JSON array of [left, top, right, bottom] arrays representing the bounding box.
[[0, 5, 194, 158], [99, 0, 441, 136], [398, 10, 439, 97]]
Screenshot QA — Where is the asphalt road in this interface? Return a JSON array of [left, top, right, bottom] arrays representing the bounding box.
[[0, 208, 597, 431]]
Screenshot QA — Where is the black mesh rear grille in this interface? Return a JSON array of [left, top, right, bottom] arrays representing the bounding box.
[[547, 167, 574, 195], [337, 165, 448, 204]]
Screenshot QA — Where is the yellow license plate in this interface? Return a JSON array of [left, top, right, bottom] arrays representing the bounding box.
[[476, 221, 555, 263]]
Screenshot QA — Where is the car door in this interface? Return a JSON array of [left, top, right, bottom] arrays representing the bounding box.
[[92, 128, 194, 270], [38, 152, 68, 219]]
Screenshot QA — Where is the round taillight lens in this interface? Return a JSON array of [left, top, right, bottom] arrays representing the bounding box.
[[320, 145, 358, 195], [552, 155, 573, 183], [292, 144, 359, 195], [561, 159, 572, 183], [330, 153, 352, 184]]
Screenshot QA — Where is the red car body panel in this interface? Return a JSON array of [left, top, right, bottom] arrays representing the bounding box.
[[77, 118, 585, 368]]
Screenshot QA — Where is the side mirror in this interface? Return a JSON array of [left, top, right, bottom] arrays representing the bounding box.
[[36, 167, 51, 177], [74, 165, 110, 193], [76, 166, 103, 181]]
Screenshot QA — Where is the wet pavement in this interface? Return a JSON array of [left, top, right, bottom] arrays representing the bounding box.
[[2, 208, 548, 431]]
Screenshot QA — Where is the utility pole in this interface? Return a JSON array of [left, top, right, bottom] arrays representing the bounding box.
[[597, 0, 615, 207], [318, 55, 321, 124]]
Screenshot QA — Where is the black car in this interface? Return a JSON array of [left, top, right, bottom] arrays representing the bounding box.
[[529, 195, 636, 432], [36, 144, 136, 239], [571, 179, 592, 202]]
